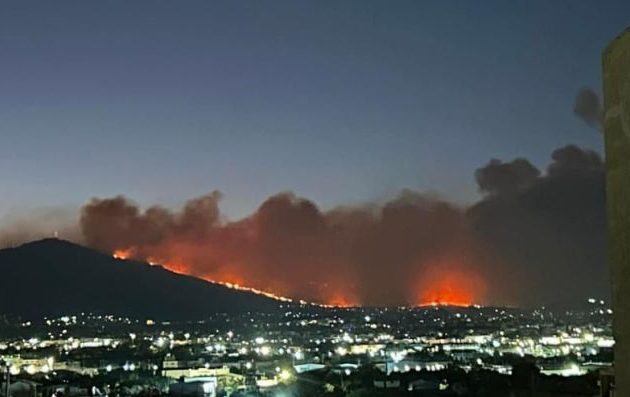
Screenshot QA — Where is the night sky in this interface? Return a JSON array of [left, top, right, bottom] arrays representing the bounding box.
[[1, 1, 627, 218], [0, 2, 628, 307]]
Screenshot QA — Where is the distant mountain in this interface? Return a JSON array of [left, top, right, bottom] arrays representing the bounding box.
[[0, 239, 282, 320]]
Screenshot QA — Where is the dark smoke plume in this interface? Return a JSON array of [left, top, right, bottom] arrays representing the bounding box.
[[469, 145, 606, 306], [574, 88, 603, 130], [73, 144, 607, 307], [80, 190, 494, 307], [0, 147, 607, 308], [475, 158, 540, 195]]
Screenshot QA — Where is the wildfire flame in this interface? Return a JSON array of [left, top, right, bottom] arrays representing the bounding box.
[[113, 251, 306, 305], [324, 294, 359, 308], [416, 264, 486, 307], [111, 251, 484, 308], [113, 249, 132, 260]]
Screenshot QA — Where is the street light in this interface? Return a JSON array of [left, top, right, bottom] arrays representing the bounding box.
[[340, 368, 351, 391]]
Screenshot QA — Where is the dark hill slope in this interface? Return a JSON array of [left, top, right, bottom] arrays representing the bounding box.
[[0, 239, 281, 320]]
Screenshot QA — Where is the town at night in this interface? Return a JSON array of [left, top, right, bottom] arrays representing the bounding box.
[[0, 299, 615, 396]]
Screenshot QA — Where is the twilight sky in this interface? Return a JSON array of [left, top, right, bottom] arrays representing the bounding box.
[[1, 1, 628, 220]]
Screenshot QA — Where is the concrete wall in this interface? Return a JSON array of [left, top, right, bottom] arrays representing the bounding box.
[[603, 26, 630, 396]]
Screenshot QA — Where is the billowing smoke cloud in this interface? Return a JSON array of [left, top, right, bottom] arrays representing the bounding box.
[[80, 190, 494, 307], [475, 158, 540, 195], [469, 145, 606, 306], [0, 147, 606, 308], [574, 88, 603, 130], [74, 144, 607, 308], [80, 192, 223, 252]]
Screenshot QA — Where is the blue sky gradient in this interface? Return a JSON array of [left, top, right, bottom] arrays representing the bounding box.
[[1, 1, 628, 219]]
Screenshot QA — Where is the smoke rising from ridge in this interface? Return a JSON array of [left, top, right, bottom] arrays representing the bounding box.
[[0, 145, 607, 308], [80, 189, 493, 306], [469, 145, 606, 306], [74, 145, 606, 307]]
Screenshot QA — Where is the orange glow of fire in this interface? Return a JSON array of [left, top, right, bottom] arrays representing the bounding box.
[[111, 251, 319, 306], [112, 250, 484, 309], [163, 261, 192, 275], [112, 249, 132, 260], [417, 265, 486, 307], [323, 294, 359, 308], [211, 278, 294, 303]]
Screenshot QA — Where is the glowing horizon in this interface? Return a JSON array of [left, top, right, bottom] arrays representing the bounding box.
[[111, 250, 482, 308]]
